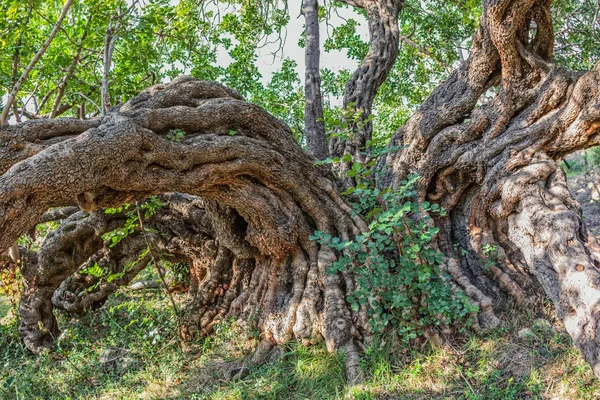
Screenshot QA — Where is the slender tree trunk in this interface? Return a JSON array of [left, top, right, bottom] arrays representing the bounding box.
[[101, 20, 115, 115], [50, 27, 89, 118], [303, 0, 328, 160]]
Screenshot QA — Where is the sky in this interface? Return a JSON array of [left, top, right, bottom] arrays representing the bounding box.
[[215, 0, 369, 84]]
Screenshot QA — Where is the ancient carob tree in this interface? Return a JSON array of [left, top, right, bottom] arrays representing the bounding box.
[[3, 0, 600, 384]]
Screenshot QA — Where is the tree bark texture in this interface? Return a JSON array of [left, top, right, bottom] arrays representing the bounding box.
[[378, 0, 600, 377], [330, 0, 403, 162], [4, 0, 600, 383], [0, 76, 368, 382]]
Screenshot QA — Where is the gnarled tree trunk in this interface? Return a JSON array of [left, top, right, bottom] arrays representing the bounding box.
[[4, 0, 600, 383], [380, 0, 600, 377], [0, 77, 369, 382], [330, 0, 403, 162]]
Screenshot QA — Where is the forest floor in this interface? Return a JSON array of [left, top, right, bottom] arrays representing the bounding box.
[[2, 164, 600, 399], [0, 297, 10, 324], [2, 290, 600, 399]]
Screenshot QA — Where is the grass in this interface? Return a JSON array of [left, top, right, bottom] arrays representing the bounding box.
[[0, 297, 10, 321], [1, 291, 600, 399]]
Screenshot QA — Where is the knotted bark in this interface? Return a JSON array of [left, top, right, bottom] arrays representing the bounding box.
[[379, 0, 600, 377], [4, 0, 600, 383], [0, 77, 368, 382], [330, 0, 403, 162]]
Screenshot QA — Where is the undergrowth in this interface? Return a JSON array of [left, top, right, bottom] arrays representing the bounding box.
[[1, 290, 600, 399]]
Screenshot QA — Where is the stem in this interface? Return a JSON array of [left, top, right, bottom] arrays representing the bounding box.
[[303, 0, 328, 159], [135, 204, 182, 329]]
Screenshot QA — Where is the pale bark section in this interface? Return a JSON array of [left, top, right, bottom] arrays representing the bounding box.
[[303, 0, 328, 160], [506, 158, 600, 376], [101, 20, 116, 114], [8, 243, 20, 266]]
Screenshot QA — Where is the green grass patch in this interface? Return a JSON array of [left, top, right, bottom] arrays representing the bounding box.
[[0, 296, 10, 321], [1, 292, 600, 399]]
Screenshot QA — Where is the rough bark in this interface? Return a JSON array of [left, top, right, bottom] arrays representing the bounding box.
[[0, 77, 368, 382], [303, 0, 329, 160], [51, 194, 213, 316], [19, 210, 126, 353], [379, 0, 600, 377], [4, 0, 600, 383]]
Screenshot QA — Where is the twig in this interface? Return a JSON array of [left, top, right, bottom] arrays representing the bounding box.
[[135, 203, 182, 325]]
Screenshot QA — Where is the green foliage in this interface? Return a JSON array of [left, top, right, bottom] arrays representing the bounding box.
[[166, 128, 185, 142], [251, 58, 304, 140], [561, 148, 600, 177], [324, 18, 369, 61], [0, 0, 299, 126], [0, 289, 186, 399], [481, 243, 499, 272], [1, 293, 598, 399], [162, 260, 190, 288], [552, 0, 600, 71], [102, 196, 163, 247], [311, 161, 477, 341], [81, 197, 165, 289], [80, 248, 150, 293], [322, 102, 374, 141]]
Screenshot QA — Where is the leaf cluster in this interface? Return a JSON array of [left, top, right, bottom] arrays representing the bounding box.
[[311, 162, 477, 341]]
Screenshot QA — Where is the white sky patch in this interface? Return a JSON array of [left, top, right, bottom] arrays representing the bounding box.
[[215, 0, 368, 83]]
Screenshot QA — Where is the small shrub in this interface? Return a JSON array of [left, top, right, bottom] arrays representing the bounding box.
[[311, 156, 477, 341]]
